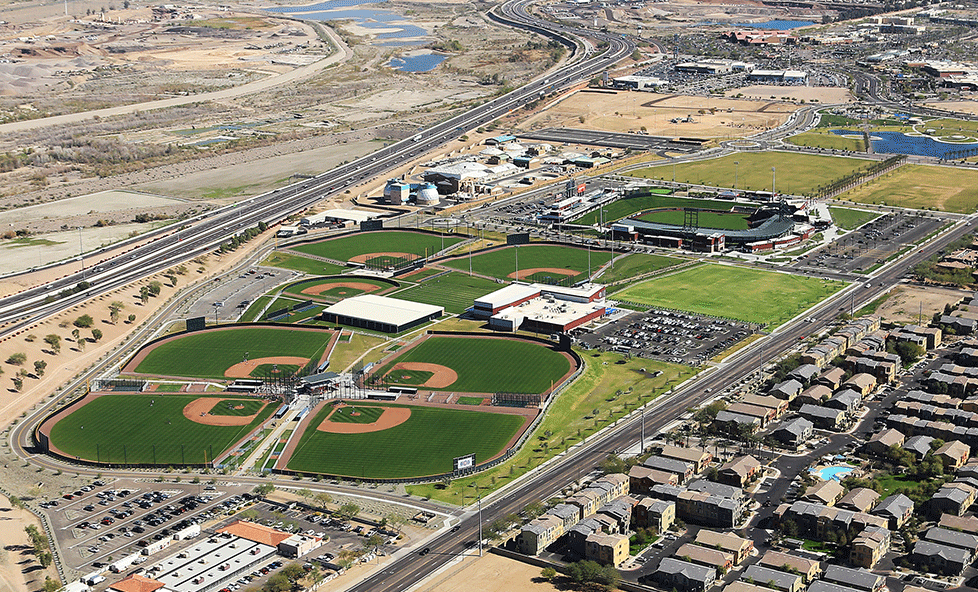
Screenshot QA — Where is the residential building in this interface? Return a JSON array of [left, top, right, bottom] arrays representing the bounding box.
[[726, 402, 776, 427], [649, 558, 717, 592], [660, 445, 713, 472], [694, 529, 753, 563], [545, 504, 580, 530], [596, 499, 632, 534], [741, 565, 804, 592], [643, 456, 695, 483], [629, 465, 679, 493], [837, 488, 880, 513], [930, 482, 977, 516], [686, 479, 744, 501], [826, 390, 862, 415], [674, 542, 733, 572], [822, 565, 884, 592], [565, 518, 602, 557], [798, 404, 845, 430], [789, 364, 821, 385], [770, 417, 813, 449], [903, 435, 935, 460], [516, 515, 564, 555], [718, 455, 762, 487], [758, 550, 821, 583], [805, 480, 845, 506], [817, 367, 847, 390], [939, 514, 978, 534], [850, 525, 890, 568], [677, 490, 742, 528], [843, 373, 877, 396], [864, 428, 905, 456], [911, 540, 971, 575], [923, 526, 978, 553], [584, 532, 629, 567], [742, 394, 789, 418], [935, 440, 971, 468], [714, 410, 762, 433], [633, 498, 675, 532], [808, 582, 868, 592], [797, 384, 833, 407], [566, 489, 602, 519], [770, 379, 804, 401], [871, 494, 913, 529]]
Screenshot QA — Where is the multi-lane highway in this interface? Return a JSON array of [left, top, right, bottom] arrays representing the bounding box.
[[0, 0, 634, 339]]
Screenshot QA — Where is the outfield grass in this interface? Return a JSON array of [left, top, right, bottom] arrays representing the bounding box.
[[208, 399, 265, 416], [385, 369, 433, 385], [328, 406, 384, 424], [596, 253, 682, 285], [636, 209, 751, 230], [406, 352, 692, 504], [261, 251, 347, 275], [373, 336, 570, 394], [249, 363, 300, 378], [628, 152, 874, 196], [829, 206, 881, 230], [287, 403, 524, 478], [615, 264, 845, 327], [132, 327, 334, 379], [786, 131, 866, 151], [840, 164, 978, 213], [572, 193, 741, 225], [443, 245, 612, 284], [391, 272, 501, 314], [49, 395, 278, 465], [292, 231, 464, 261], [284, 277, 394, 300]]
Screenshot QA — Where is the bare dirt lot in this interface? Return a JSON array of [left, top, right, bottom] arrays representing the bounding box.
[[726, 85, 854, 104], [925, 100, 978, 116], [874, 285, 970, 323], [421, 552, 558, 592], [518, 90, 800, 139]]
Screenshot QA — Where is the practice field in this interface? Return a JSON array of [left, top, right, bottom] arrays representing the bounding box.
[[208, 399, 265, 416], [46, 394, 278, 465], [390, 272, 502, 314], [840, 164, 978, 213], [291, 231, 464, 262], [635, 209, 751, 230], [597, 253, 683, 285], [128, 326, 334, 380], [443, 245, 612, 285], [327, 405, 384, 424], [284, 276, 396, 301], [286, 403, 525, 478], [373, 336, 572, 394], [615, 264, 845, 327], [628, 152, 874, 196], [829, 206, 881, 230]]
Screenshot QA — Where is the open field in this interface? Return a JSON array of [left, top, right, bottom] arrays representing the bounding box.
[[629, 152, 874, 196], [407, 351, 691, 503], [372, 336, 571, 394], [391, 272, 501, 314], [286, 403, 525, 478], [725, 85, 853, 103], [129, 326, 334, 379], [596, 253, 683, 285], [47, 394, 278, 465], [292, 231, 464, 262], [261, 252, 348, 275], [786, 130, 866, 151], [442, 244, 612, 284], [839, 164, 978, 213], [615, 264, 845, 327], [873, 285, 971, 324], [636, 209, 751, 230], [829, 206, 881, 230]]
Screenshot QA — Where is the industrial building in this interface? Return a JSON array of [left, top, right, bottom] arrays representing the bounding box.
[[473, 283, 606, 333], [322, 294, 443, 333], [300, 209, 379, 227], [746, 69, 808, 84], [611, 75, 668, 90], [382, 180, 441, 206]]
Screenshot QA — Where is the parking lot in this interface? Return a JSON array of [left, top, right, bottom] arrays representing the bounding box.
[[577, 309, 757, 365]]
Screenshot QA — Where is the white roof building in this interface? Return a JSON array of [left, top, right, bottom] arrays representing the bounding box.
[[322, 294, 443, 333]]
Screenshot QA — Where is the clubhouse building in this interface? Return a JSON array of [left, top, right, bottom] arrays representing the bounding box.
[[473, 283, 607, 333], [322, 294, 443, 333]]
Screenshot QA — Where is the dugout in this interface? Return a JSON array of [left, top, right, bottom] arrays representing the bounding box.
[[322, 294, 443, 333]]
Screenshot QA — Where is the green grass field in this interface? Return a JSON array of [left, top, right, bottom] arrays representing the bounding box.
[[457, 396, 484, 405], [261, 251, 347, 275], [374, 336, 570, 394], [829, 206, 881, 230], [628, 152, 874, 196], [208, 399, 265, 416], [287, 403, 524, 478], [615, 264, 845, 327], [572, 193, 741, 225], [391, 272, 502, 314], [249, 363, 300, 378], [385, 369, 433, 385], [635, 209, 751, 230], [443, 245, 612, 284], [597, 253, 683, 285], [328, 406, 384, 424], [284, 277, 394, 301], [786, 131, 866, 151], [48, 395, 279, 465], [132, 327, 334, 379], [840, 164, 978, 213], [291, 231, 464, 262]]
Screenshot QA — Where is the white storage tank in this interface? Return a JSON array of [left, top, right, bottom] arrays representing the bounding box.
[[416, 183, 439, 205]]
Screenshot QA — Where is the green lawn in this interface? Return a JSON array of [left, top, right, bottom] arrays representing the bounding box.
[[48, 394, 279, 465], [131, 326, 334, 379], [457, 396, 484, 405], [840, 164, 978, 213], [261, 251, 348, 275], [615, 264, 846, 327], [328, 406, 384, 424], [786, 131, 866, 151], [572, 193, 742, 225], [292, 231, 464, 261], [597, 253, 683, 285], [443, 245, 612, 284], [208, 399, 266, 416], [286, 403, 524, 478], [283, 276, 395, 301], [628, 152, 875, 196], [373, 336, 571, 394], [390, 272, 502, 314], [636, 209, 751, 230], [829, 206, 881, 230]]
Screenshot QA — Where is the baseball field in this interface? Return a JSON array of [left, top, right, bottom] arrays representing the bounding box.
[[442, 244, 612, 285], [635, 209, 751, 230], [616, 264, 845, 327], [290, 230, 464, 262], [127, 326, 335, 380], [284, 276, 397, 301], [372, 335, 572, 394], [46, 394, 279, 465], [628, 152, 874, 196], [572, 192, 739, 225], [285, 402, 525, 478], [389, 272, 502, 314]]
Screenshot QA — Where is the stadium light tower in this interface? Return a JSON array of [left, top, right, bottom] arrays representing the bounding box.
[[771, 167, 777, 195]]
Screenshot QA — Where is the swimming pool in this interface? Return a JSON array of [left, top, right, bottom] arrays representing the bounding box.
[[811, 465, 854, 481]]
